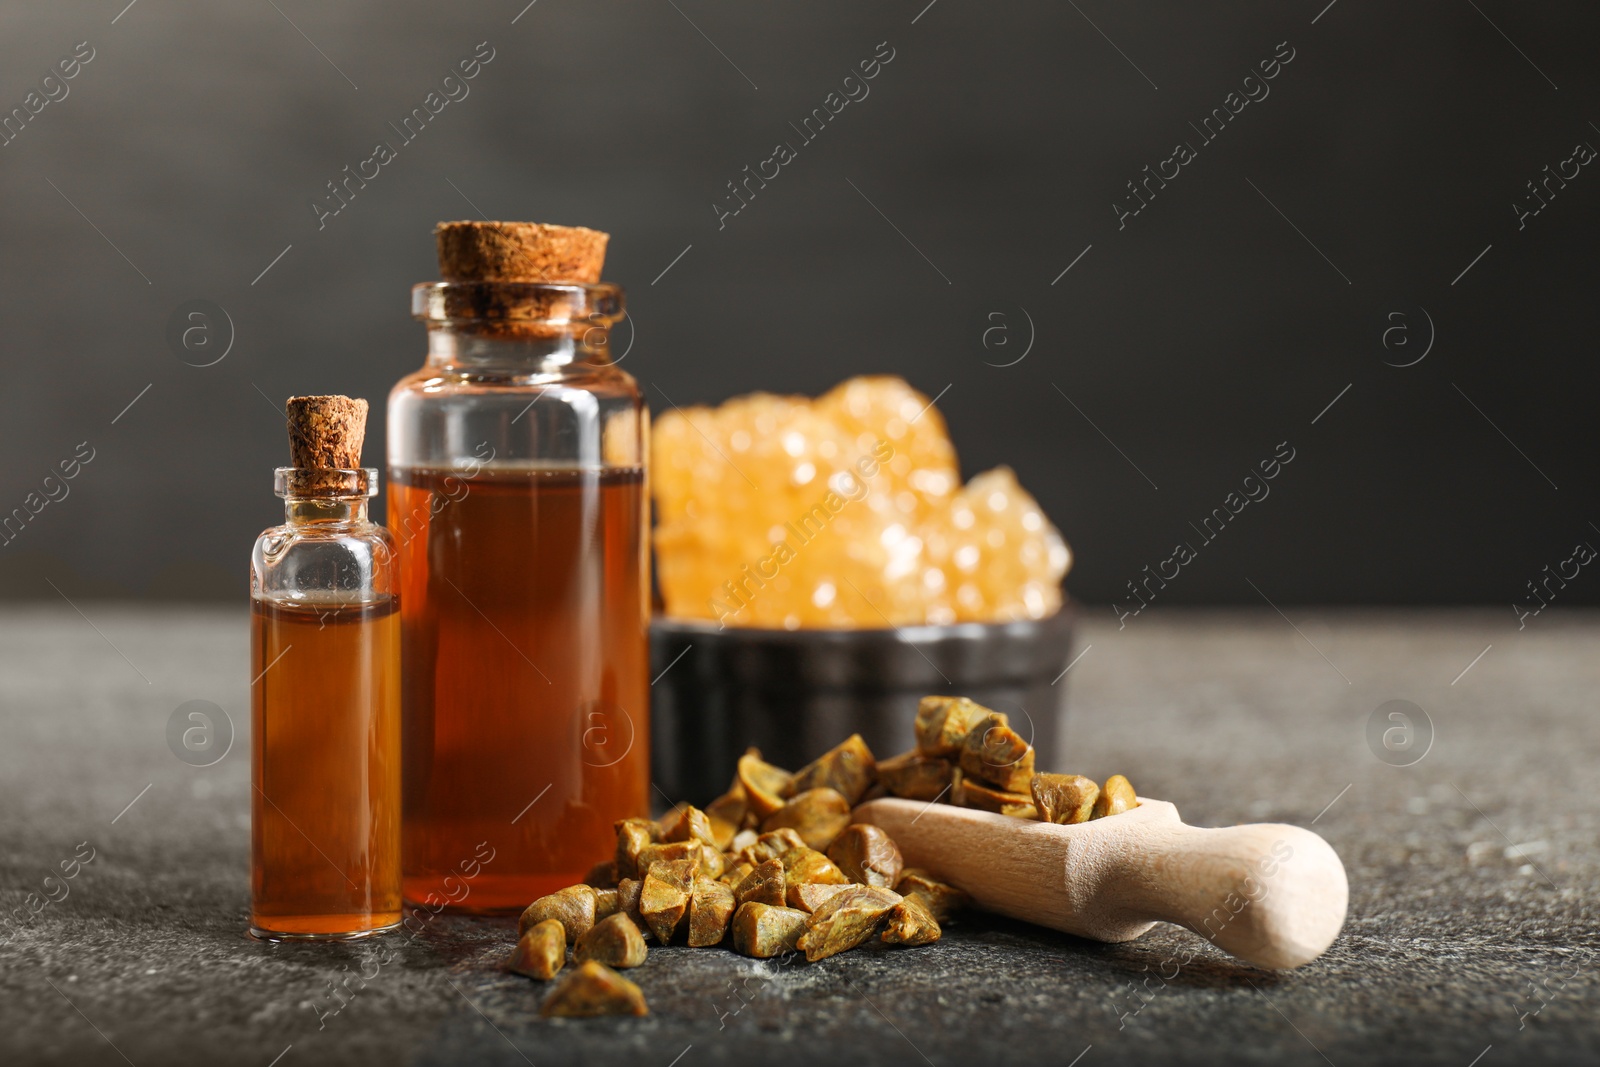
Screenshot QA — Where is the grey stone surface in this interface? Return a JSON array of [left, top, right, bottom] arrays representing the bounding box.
[[0, 605, 1595, 1066]]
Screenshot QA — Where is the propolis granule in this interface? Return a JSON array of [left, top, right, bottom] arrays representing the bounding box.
[[652, 376, 1070, 628]]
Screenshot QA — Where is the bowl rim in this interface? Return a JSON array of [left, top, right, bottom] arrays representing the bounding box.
[[649, 599, 1075, 642]]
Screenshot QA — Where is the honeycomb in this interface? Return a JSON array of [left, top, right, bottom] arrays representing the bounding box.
[[652, 376, 1070, 629]]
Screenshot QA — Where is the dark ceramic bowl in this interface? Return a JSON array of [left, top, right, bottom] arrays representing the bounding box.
[[648, 603, 1077, 805]]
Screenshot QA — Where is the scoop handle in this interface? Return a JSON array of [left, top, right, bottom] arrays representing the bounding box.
[[852, 798, 1347, 970], [1080, 820, 1347, 970]]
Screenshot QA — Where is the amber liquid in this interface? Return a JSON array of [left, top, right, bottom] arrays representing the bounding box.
[[390, 466, 649, 912], [250, 598, 401, 939]]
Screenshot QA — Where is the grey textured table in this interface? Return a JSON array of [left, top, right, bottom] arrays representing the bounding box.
[[1, 606, 1595, 1066]]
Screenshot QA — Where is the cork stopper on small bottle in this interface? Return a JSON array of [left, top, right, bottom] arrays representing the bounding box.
[[286, 395, 368, 470], [435, 221, 609, 283]]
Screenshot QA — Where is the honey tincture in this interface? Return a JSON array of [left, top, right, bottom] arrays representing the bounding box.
[[249, 395, 401, 940], [390, 222, 650, 911]]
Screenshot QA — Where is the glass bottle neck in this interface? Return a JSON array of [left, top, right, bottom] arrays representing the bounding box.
[[284, 496, 370, 525], [425, 327, 612, 374]]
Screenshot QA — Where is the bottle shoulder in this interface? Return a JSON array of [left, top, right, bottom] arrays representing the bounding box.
[[389, 362, 642, 400], [253, 520, 392, 548], [387, 361, 645, 470], [252, 523, 394, 574], [252, 521, 395, 600]]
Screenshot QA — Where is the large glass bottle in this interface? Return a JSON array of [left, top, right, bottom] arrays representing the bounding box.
[[250, 461, 401, 940], [390, 280, 649, 912]]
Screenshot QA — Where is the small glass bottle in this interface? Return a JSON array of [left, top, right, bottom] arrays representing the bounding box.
[[250, 395, 401, 941], [389, 222, 650, 912]]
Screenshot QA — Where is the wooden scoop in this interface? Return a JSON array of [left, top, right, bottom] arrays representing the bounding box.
[[853, 796, 1347, 970]]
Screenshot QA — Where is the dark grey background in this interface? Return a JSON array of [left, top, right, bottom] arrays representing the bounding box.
[[0, 0, 1594, 612]]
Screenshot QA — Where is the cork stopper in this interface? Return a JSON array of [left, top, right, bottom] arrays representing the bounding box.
[[435, 221, 609, 283], [286, 395, 368, 469]]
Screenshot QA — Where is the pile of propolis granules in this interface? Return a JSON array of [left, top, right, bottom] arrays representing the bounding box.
[[652, 376, 1071, 628], [512, 696, 1134, 1018]]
